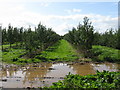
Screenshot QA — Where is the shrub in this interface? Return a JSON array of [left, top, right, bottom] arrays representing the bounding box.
[[44, 71, 120, 88]]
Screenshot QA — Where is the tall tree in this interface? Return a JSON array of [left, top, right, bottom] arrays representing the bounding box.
[[13, 27, 19, 46], [7, 24, 13, 48], [64, 17, 94, 57]]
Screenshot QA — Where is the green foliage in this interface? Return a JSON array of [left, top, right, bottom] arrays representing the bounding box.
[[2, 48, 26, 63], [31, 58, 41, 63], [2, 39, 78, 64], [2, 23, 61, 64], [1, 46, 43, 65], [21, 23, 60, 53], [2, 23, 60, 54], [2, 19, 120, 64], [93, 29, 119, 49], [64, 17, 94, 57], [2, 43, 16, 49], [91, 45, 120, 62], [116, 28, 120, 49], [34, 39, 78, 62], [44, 71, 120, 88]]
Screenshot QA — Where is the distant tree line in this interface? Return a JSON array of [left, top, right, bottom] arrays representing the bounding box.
[[2, 23, 61, 56], [93, 28, 120, 49], [64, 17, 120, 57]]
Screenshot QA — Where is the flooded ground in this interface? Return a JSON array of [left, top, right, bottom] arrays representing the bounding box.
[[0, 62, 120, 88]]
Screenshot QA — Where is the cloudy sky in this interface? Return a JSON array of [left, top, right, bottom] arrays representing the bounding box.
[[0, 0, 118, 35]]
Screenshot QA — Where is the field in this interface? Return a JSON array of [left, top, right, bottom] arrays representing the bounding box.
[[1, 39, 79, 64], [2, 40, 120, 65]]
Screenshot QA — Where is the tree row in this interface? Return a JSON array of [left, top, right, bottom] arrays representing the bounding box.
[[64, 17, 120, 57], [1, 23, 61, 56]]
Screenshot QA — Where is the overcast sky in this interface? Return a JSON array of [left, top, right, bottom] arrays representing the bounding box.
[[0, 0, 118, 35]]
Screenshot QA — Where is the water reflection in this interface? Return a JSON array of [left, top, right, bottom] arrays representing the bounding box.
[[70, 63, 95, 75], [22, 63, 52, 87], [23, 63, 52, 81], [0, 62, 120, 88], [0, 65, 19, 78], [91, 62, 120, 72]]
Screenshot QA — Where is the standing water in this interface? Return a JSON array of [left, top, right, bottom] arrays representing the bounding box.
[[0, 62, 120, 88]]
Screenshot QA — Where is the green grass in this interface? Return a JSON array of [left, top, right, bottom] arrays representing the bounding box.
[[91, 45, 120, 62], [34, 39, 79, 62], [2, 43, 16, 49], [2, 48, 40, 65], [2, 48, 27, 64], [43, 71, 120, 88], [1, 39, 79, 64], [0, 45, 2, 62], [2, 43, 120, 64]]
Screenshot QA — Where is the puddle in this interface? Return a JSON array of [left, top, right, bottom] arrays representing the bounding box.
[[0, 62, 120, 88]]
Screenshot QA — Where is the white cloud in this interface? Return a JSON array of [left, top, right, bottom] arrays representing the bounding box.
[[0, 2, 117, 35], [72, 9, 82, 13], [40, 2, 50, 7], [65, 8, 82, 14]]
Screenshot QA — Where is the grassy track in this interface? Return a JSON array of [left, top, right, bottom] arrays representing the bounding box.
[[34, 39, 79, 61]]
